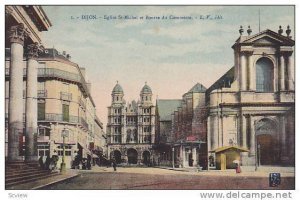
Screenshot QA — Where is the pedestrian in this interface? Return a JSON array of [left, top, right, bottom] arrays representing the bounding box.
[[87, 154, 92, 170], [112, 158, 117, 171], [38, 155, 44, 169], [235, 162, 241, 173], [45, 155, 51, 170]]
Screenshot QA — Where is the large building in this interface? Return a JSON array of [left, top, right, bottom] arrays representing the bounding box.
[[5, 6, 105, 169], [155, 83, 207, 168], [154, 26, 295, 170], [5, 5, 51, 164], [5, 47, 105, 168], [106, 82, 155, 165], [206, 26, 295, 168]]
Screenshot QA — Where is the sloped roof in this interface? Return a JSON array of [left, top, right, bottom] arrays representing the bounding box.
[[156, 99, 182, 121], [188, 83, 207, 93], [206, 66, 235, 94], [210, 146, 249, 153]]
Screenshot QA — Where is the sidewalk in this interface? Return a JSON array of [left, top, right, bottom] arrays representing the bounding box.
[[6, 170, 79, 190]]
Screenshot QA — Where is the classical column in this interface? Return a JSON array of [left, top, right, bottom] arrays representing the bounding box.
[[287, 53, 294, 91], [249, 117, 255, 156], [25, 43, 42, 162], [280, 116, 288, 161], [213, 115, 219, 150], [279, 54, 285, 91], [240, 52, 247, 91], [241, 115, 247, 149], [8, 23, 29, 161], [248, 52, 255, 90]]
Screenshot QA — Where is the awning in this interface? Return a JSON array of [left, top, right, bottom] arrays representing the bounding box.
[[78, 141, 92, 155], [209, 146, 249, 153]]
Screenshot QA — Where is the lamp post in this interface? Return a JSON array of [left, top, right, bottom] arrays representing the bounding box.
[[60, 126, 68, 174], [172, 147, 175, 169]]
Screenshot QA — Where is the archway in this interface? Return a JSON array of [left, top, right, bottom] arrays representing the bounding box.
[[113, 150, 122, 164], [256, 57, 274, 92], [127, 148, 138, 164], [255, 118, 278, 165], [142, 151, 150, 166]]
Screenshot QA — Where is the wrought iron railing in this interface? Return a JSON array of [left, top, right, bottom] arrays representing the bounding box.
[[38, 113, 77, 123], [6, 67, 90, 97]]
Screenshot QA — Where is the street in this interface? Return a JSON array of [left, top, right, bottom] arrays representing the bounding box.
[[41, 167, 294, 190]]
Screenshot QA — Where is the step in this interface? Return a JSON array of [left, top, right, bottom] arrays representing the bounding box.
[[6, 169, 49, 179], [5, 172, 59, 188], [5, 168, 43, 176], [6, 171, 56, 184]]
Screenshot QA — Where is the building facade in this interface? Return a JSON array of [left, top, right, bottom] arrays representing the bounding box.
[[106, 82, 155, 165], [206, 26, 295, 168], [154, 27, 295, 170], [5, 5, 51, 163], [5, 45, 105, 167]]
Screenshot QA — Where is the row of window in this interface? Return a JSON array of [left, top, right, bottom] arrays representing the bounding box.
[[111, 135, 151, 143]]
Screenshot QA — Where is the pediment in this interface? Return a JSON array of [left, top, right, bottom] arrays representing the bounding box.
[[252, 36, 281, 45], [241, 29, 294, 46]]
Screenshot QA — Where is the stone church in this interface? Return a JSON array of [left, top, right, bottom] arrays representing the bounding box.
[[206, 26, 295, 168], [106, 82, 155, 165]]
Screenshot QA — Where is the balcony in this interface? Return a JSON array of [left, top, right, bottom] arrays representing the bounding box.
[[79, 117, 89, 130], [37, 136, 50, 142], [39, 113, 79, 124], [60, 92, 72, 101], [78, 96, 86, 109], [5, 67, 90, 97], [37, 90, 47, 98]]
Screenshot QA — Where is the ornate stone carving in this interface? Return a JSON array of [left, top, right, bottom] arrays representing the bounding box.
[[27, 42, 44, 59], [8, 23, 30, 45]]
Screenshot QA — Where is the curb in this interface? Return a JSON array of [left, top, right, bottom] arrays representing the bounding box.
[[32, 173, 80, 189]]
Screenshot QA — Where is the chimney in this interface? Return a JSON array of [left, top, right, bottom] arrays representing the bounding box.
[[66, 54, 71, 60], [62, 51, 66, 55]]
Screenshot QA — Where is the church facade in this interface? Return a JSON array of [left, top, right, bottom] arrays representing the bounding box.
[[206, 26, 295, 168], [106, 82, 155, 165]]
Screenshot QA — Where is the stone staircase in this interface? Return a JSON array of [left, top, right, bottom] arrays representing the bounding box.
[[5, 161, 59, 188]]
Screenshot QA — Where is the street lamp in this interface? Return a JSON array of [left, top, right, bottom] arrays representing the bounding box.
[[60, 126, 69, 174]]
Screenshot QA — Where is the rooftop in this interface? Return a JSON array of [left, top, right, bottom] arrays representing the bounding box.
[[156, 99, 182, 121]]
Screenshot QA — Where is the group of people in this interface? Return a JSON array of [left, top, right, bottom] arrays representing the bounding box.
[[71, 154, 92, 170], [38, 155, 59, 171]]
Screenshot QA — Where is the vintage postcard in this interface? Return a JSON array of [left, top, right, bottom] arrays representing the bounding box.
[[3, 3, 296, 199]]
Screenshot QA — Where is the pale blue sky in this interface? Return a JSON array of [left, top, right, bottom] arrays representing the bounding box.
[[41, 6, 294, 127]]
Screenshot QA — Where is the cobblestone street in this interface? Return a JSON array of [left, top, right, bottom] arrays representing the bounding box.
[[41, 167, 295, 190]]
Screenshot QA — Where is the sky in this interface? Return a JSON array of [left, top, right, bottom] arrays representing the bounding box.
[[41, 5, 294, 129]]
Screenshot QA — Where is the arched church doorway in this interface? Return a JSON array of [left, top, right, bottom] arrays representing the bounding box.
[[127, 148, 138, 164], [142, 151, 150, 166], [113, 150, 122, 164], [255, 118, 278, 165]]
